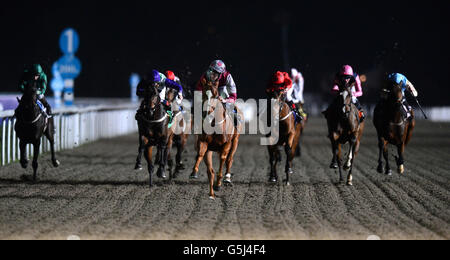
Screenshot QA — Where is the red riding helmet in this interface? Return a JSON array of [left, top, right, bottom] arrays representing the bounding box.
[[165, 70, 175, 81], [272, 71, 285, 84]]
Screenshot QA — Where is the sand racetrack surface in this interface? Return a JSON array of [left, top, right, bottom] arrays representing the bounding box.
[[0, 117, 449, 240]]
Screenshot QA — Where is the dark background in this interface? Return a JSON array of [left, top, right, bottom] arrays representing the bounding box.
[[1, 0, 449, 105]]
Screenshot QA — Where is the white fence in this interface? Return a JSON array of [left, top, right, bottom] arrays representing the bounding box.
[[0, 104, 138, 166]]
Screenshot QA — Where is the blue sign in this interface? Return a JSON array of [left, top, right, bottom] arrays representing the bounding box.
[[130, 73, 140, 103], [57, 55, 82, 79], [59, 28, 80, 55]]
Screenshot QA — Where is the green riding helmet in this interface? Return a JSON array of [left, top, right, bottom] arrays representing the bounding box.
[[31, 64, 43, 76]]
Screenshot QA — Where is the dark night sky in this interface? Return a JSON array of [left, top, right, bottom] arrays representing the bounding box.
[[1, 0, 449, 105]]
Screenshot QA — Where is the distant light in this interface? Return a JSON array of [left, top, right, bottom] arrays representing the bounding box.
[[360, 74, 367, 83]]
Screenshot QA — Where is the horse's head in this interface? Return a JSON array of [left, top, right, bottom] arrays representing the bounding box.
[[390, 83, 404, 103], [165, 87, 178, 104], [145, 84, 161, 118], [267, 87, 285, 102], [339, 85, 353, 119], [203, 78, 219, 99]]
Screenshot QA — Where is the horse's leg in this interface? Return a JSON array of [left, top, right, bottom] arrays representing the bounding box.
[[336, 142, 344, 183], [224, 136, 239, 185], [329, 137, 339, 169], [383, 140, 392, 175], [284, 138, 294, 186], [205, 151, 216, 199], [377, 136, 384, 173], [135, 135, 145, 170], [144, 146, 154, 187], [44, 121, 60, 167], [347, 142, 356, 186], [396, 144, 405, 174], [190, 141, 207, 179], [32, 140, 41, 182], [19, 140, 28, 169], [268, 145, 278, 183], [215, 144, 230, 191], [156, 143, 168, 179], [175, 134, 187, 172], [344, 140, 354, 171], [166, 135, 174, 180]]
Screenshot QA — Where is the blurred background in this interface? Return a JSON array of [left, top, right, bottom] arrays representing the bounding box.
[[0, 0, 449, 110]]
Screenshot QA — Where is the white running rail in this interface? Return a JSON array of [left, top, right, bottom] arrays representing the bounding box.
[[0, 104, 138, 166]]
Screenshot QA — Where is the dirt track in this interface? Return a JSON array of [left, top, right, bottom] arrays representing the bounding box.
[[0, 117, 449, 240]]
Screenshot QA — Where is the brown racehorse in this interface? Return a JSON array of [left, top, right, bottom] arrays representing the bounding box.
[[323, 84, 365, 186], [164, 87, 189, 178], [373, 83, 415, 175], [190, 78, 243, 199], [266, 90, 303, 185]]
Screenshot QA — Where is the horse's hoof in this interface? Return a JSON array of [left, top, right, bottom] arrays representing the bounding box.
[[209, 196, 216, 200], [52, 160, 60, 168], [269, 176, 278, 183], [398, 165, 404, 174], [156, 169, 167, 179], [377, 165, 384, 174], [385, 169, 392, 176], [20, 160, 28, 169], [190, 173, 199, 179], [285, 181, 291, 186], [286, 168, 294, 175], [329, 162, 338, 169], [135, 164, 143, 170], [347, 181, 353, 186]]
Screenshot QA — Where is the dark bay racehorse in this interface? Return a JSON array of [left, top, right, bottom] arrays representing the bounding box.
[[190, 78, 243, 199], [373, 83, 415, 175], [135, 86, 171, 186], [323, 84, 364, 186], [266, 90, 303, 185], [14, 82, 60, 181]]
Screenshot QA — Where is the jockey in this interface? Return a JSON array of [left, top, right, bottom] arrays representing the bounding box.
[[386, 73, 418, 118], [195, 60, 241, 126], [266, 71, 302, 122], [331, 65, 365, 122], [136, 69, 183, 116], [18, 64, 52, 119], [287, 68, 307, 120], [165, 70, 184, 110]]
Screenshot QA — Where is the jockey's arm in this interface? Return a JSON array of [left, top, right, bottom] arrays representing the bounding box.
[[286, 85, 294, 102], [223, 74, 237, 103], [406, 80, 418, 97], [38, 74, 48, 96], [159, 87, 166, 101], [353, 75, 363, 98]]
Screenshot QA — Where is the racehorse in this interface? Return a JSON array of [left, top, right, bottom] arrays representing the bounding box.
[[323, 83, 364, 186], [164, 87, 189, 178], [14, 81, 60, 181], [373, 83, 415, 175], [135, 85, 171, 187], [266, 90, 303, 185], [294, 102, 307, 157], [190, 78, 243, 199]]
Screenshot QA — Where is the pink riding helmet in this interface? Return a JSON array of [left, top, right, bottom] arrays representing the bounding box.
[[340, 65, 354, 76]]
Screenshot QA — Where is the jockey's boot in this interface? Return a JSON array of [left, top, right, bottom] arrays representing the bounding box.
[[354, 99, 365, 123], [287, 101, 303, 122], [298, 105, 308, 121]]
